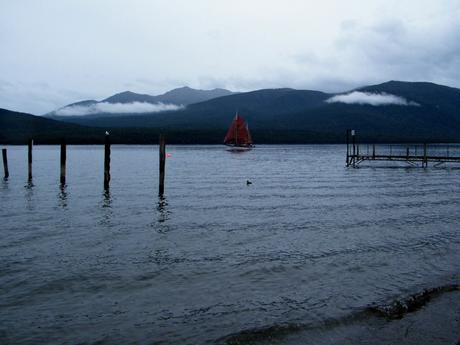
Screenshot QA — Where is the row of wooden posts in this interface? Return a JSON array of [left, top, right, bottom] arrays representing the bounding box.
[[1, 134, 167, 196]]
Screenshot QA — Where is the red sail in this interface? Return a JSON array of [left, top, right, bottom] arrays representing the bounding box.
[[224, 114, 253, 146]]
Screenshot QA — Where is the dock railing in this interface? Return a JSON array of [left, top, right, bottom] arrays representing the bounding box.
[[346, 130, 460, 167]]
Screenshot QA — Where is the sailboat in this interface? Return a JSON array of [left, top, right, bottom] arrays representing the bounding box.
[[223, 113, 253, 151]]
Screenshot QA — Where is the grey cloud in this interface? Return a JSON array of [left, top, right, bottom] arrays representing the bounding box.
[[55, 102, 185, 116], [332, 16, 460, 85], [326, 91, 419, 106], [2, 1, 460, 114]]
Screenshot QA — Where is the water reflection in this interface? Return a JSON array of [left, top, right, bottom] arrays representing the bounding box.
[[24, 180, 34, 189], [1, 178, 8, 190], [100, 189, 113, 226], [58, 185, 68, 208], [157, 196, 170, 223], [24, 180, 34, 211], [153, 195, 172, 232], [102, 189, 112, 208]]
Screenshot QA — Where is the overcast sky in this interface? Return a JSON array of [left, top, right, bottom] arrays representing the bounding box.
[[1, 0, 460, 114]]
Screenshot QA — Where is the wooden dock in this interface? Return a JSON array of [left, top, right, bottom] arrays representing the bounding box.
[[346, 130, 460, 167]]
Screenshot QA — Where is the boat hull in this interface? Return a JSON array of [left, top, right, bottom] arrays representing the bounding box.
[[225, 145, 253, 152]]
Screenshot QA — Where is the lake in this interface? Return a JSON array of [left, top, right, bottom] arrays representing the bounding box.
[[0, 145, 459, 344]]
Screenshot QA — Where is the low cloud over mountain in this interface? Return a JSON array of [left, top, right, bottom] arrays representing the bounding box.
[[326, 91, 420, 106], [55, 102, 184, 116], [48, 87, 232, 117]]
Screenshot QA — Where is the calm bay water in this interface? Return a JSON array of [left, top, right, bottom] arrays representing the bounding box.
[[0, 145, 459, 344]]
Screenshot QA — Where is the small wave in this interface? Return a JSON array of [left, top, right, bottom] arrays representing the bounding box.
[[367, 284, 459, 319], [217, 283, 460, 344], [217, 323, 305, 344]]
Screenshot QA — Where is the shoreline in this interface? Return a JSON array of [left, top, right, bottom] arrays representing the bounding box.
[[220, 286, 460, 345]]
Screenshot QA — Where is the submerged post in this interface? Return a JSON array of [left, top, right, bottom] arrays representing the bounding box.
[[104, 133, 111, 189], [60, 139, 66, 185], [2, 148, 9, 179], [28, 139, 33, 181], [159, 134, 166, 196]]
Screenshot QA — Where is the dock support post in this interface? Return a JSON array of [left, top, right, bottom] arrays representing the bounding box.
[[28, 139, 33, 181], [346, 129, 350, 166], [372, 144, 375, 159], [2, 148, 9, 179], [406, 147, 409, 159], [423, 143, 427, 168], [352, 131, 356, 167], [104, 133, 111, 189], [159, 134, 166, 196], [60, 139, 66, 185]]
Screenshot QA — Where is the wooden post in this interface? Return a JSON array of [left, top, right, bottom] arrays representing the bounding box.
[[60, 139, 66, 185], [372, 144, 375, 159], [104, 133, 111, 189], [28, 139, 33, 181], [2, 148, 9, 179], [352, 131, 356, 167], [159, 134, 166, 196], [406, 147, 409, 159], [423, 143, 427, 168], [346, 129, 350, 166]]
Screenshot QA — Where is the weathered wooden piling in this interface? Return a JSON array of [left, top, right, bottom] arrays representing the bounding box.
[[372, 144, 376, 159], [352, 131, 356, 156], [28, 139, 33, 180], [423, 143, 427, 168], [159, 134, 166, 196], [346, 129, 350, 166], [104, 133, 111, 189], [351, 130, 356, 167], [60, 139, 66, 185], [2, 148, 9, 179]]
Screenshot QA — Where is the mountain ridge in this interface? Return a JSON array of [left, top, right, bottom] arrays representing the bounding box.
[[48, 86, 234, 117], [45, 80, 460, 142], [3, 80, 460, 144]]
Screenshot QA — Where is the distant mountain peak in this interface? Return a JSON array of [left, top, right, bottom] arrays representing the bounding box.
[[47, 86, 235, 116], [153, 86, 234, 105], [113, 90, 137, 96], [173, 86, 193, 90]]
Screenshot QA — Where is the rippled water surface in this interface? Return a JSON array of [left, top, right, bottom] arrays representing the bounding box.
[[1, 145, 459, 344]]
